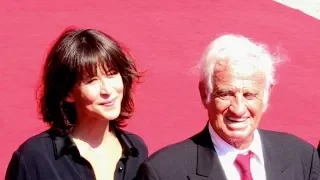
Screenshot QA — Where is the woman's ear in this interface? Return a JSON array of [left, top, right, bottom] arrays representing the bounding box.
[[64, 93, 75, 103]]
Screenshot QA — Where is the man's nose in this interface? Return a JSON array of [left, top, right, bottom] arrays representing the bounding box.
[[229, 94, 247, 116]]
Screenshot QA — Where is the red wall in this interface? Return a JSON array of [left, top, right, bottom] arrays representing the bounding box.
[[1, 0, 320, 177]]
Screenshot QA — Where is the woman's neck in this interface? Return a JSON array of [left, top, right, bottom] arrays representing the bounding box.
[[71, 118, 115, 150]]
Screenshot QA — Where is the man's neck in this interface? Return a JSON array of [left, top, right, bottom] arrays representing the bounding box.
[[208, 123, 254, 151]]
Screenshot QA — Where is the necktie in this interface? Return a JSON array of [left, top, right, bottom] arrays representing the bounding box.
[[234, 152, 253, 180]]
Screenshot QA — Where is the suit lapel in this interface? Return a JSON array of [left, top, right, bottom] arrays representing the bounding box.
[[259, 130, 289, 180], [188, 125, 227, 180]]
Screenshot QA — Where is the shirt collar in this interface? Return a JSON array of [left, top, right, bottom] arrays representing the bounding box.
[[49, 128, 139, 159], [208, 123, 264, 165]]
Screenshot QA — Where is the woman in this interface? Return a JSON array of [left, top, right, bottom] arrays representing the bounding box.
[[6, 28, 148, 180]]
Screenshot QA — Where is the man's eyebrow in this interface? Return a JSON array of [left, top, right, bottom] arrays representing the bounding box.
[[215, 88, 228, 92], [214, 88, 234, 95]]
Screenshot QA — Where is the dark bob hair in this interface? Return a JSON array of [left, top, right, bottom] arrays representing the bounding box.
[[38, 27, 141, 135]]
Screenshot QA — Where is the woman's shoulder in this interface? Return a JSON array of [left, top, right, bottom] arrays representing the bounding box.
[[6, 130, 55, 174], [122, 131, 146, 145], [14, 130, 52, 154], [120, 130, 148, 157]]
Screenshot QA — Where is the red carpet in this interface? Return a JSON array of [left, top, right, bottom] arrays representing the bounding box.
[[1, 0, 320, 177]]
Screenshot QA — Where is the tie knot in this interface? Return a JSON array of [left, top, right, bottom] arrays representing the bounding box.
[[234, 152, 252, 173]]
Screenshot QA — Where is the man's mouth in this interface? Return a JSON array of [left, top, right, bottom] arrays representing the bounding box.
[[226, 117, 248, 123]]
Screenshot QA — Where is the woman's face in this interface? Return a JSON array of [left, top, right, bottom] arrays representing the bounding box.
[[66, 66, 124, 123]]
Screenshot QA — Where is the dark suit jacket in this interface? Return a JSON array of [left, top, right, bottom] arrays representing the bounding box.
[[318, 141, 320, 158], [6, 128, 148, 180], [137, 126, 320, 180]]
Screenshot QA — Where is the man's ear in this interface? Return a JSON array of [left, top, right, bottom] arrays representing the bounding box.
[[262, 85, 274, 112], [64, 93, 75, 103], [198, 81, 209, 108], [269, 84, 274, 94]]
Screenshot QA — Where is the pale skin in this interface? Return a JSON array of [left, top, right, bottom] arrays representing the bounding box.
[[200, 60, 267, 150], [65, 67, 124, 180]]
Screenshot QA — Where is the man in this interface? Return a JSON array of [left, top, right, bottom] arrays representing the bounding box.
[[318, 141, 320, 158], [136, 34, 320, 180]]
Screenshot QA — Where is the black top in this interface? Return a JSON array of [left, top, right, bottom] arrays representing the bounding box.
[[5, 128, 148, 180]]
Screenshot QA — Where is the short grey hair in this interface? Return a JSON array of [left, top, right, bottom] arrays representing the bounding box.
[[199, 34, 280, 109]]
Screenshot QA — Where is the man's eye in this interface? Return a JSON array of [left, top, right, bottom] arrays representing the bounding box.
[[218, 92, 228, 97], [216, 91, 232, 99], [244, 93, 257, 99]]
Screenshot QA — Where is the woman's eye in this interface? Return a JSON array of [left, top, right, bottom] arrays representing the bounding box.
[[106, 70, 118, 77], [85, 78, 97, 84]]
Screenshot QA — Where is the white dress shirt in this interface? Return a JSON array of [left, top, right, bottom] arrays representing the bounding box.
[[208, 124, 266, 180]]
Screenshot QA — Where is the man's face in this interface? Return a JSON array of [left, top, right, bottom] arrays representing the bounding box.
[[201, 60, 266, 149]]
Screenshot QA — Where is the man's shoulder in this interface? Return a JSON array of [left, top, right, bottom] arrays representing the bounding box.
[[138, 136, 197, 179], [145, 127, 210, 165], [259, 129, 315, 150], [145, 136, 197, 166], [259, 129, 319, 179]]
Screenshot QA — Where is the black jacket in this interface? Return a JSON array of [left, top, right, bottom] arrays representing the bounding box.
[[137, 126, 319, 180], [317, 141, 320, 159]]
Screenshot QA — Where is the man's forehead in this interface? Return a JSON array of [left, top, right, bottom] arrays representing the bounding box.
[[214, 60, 265, 78], [213, 65, 266, 89], [214, 70, 265, 81]]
